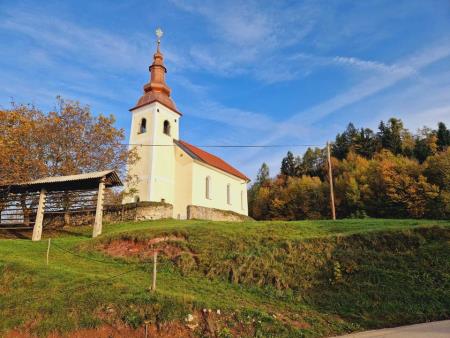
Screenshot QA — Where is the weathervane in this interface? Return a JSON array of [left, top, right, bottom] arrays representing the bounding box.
[[155, 27, 163, 49]]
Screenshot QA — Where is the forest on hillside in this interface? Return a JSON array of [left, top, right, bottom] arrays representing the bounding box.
[[248, 118, 450, 220]]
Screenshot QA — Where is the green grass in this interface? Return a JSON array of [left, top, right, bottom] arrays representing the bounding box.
[[1, 219, 449, 337]]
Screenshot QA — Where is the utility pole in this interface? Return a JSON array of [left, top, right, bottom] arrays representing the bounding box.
[[327, 142, 336, 220]]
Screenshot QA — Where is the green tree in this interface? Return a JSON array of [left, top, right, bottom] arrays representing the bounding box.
[[377, 118, 404, 155], [280, 151, 297, 177], [332, 123, 358, 159], [436, 122, 450, 151], [297, 147, 325, 178], [413, 127, 437, 163], [256, 163, 270, 185], [353, 128, 379, 158], [248, 163, 271, 218]]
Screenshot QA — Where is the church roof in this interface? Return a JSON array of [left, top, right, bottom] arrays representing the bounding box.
[[175, 140, 250, 182]]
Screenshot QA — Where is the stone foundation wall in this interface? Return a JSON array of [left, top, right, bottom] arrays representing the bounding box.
[[187, 205, 251, 222], [133, 202, 173, 221], [43, 202, 173, 228], [42, 203, 249, 227]]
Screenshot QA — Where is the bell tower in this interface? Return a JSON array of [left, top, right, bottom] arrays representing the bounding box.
[[123, 28, 181, 205]]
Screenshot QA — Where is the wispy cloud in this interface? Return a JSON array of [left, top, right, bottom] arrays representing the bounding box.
[[184, 100, 276, 132], [332, 56, 409, 74], [231, 39, 450, 174], [0, 10, 149, 72]]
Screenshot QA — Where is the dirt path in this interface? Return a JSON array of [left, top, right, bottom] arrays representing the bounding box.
[[335, 320, 450, 337]]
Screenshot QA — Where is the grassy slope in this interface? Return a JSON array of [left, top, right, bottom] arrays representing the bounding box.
[[0, 219, 449, 337]]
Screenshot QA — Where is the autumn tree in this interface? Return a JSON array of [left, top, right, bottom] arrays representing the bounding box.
[[424, 148, 450, 218], [279, 175, 327, 220], [0, 98, 138, 223], [249, 117, 447, 220], [365, 151, 438, 218], [0, 104, 47, 185], [334, 152, 370, 218]]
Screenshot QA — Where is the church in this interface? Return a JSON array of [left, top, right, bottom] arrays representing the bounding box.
[[123, 30, 249, 219]]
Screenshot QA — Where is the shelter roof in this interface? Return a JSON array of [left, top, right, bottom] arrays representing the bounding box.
[[0, 170, 122, 193]]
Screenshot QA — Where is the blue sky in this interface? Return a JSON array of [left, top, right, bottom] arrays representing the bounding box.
[[1, 0, 450, 180]]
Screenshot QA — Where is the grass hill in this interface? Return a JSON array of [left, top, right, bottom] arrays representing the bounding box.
[[1, 219, 449, 337]]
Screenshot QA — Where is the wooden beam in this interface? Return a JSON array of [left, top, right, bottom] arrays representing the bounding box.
[[92, 178, 105, 238], [32, 188, 47, 241]]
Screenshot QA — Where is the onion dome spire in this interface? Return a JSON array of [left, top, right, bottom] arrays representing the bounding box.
[[131, 28, 180, 114]]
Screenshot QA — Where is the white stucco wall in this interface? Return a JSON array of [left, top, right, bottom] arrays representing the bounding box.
[[123, 102, 249, 218], [123, 102, 180, 205], [173, 146, 193, 219], [149, 102, 179, 205], [191, 161, 248, 216]]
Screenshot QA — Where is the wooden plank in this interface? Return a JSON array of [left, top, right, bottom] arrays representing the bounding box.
[[92, 179, 105, 238], [32, 189, 47, 241]]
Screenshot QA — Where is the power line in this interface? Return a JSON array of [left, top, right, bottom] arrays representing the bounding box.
[[51, 241, 129, 265], [122, 143, 324, 148]]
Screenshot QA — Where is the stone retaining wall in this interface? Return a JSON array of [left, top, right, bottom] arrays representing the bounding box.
[[43, 202, 173, 228], [42, 203, 249, 227], [186, 205, 251, 222]]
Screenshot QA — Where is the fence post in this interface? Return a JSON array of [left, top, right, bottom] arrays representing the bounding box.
[[151, 251, 157, 291], [46, 238, 51, 265]]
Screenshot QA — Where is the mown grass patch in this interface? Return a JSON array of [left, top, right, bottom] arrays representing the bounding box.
[[1, 219, 449, 337]]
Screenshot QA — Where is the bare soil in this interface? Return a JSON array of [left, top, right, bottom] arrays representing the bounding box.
[[100, 236, 194, 259], [6, 322, 192, 338]]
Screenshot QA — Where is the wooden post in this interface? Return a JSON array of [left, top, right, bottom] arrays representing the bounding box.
[[32, 188, 46, 241], [327, 142, 336, 220], [93, 178, 105, 238], [151, 251, 157, 291], [46, 238, 51, 265]]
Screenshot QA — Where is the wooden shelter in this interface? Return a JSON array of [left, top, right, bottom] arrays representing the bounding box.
[[0, 170, 122, 240]]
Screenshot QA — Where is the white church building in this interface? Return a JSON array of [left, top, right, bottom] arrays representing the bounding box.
[[123, 31, 249, 219]]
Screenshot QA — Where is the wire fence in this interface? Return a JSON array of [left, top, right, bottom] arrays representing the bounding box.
[[4, 239, 146, 307]]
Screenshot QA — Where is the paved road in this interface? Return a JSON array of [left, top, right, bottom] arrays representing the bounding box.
[[335, 320, 450, 337]]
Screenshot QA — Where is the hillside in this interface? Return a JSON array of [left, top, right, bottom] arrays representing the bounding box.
[[1, 219, 449, 337]]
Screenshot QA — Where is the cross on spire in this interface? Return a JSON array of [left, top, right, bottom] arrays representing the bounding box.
[[155, 27, 163, 51]]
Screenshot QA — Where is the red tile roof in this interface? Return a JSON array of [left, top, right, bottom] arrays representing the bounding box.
[[176, 140, 250, 181]]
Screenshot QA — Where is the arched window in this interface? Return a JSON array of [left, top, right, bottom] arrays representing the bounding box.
[[205, 176, 211, 199], [163, 120, 171, 136], [139, 118, 147, 134], [227, 184, 231, 205]]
